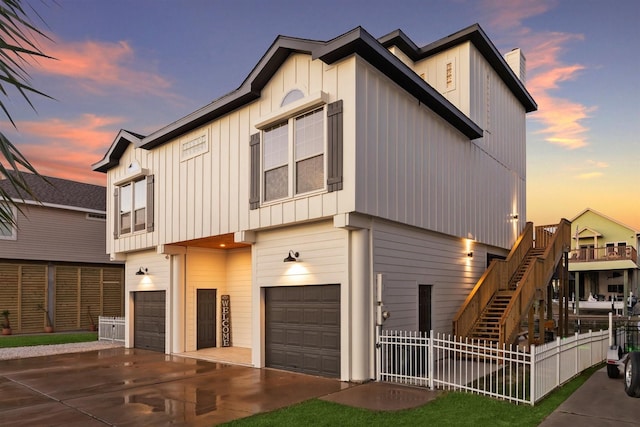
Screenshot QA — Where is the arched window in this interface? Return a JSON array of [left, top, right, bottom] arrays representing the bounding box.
[[280, 89, 304, 107]]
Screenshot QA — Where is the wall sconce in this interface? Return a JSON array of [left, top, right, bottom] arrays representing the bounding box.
[[467, 251, 473, 257], [283, 250, 300, 262], [510, 213, 519, 221], [135, 267, 148, 275]]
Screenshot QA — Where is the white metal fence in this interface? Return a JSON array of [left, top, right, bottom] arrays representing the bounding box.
[[98, 316, 125, 343], [377, 328, 609, 405]]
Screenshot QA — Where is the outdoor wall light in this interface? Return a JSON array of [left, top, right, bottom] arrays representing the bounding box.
[[135, 267, 148, 275], [467, 251, 474, 257], [283, 250, 300, 262]]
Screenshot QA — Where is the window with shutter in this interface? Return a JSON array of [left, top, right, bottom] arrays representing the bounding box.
[[250, 96, 343, 208]]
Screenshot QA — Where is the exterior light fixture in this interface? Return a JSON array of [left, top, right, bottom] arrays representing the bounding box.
[[467, 251, 473, 257], [283, 250, 299, 262], [136, 267, 148, 275]]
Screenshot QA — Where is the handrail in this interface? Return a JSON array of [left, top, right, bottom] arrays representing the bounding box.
[[499, 219, 571, 345], [452, 222, 534, 338]]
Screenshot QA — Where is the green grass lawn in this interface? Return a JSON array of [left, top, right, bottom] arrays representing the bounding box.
[[0, 332, 97, 348], [222, 364, 601, 427]]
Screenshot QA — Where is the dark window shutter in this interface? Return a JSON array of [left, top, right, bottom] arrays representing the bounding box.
[[146, 175, 154, 232], [113, 187, 119, 238], [249, 133, 260, 209], [327, 100, 343, 192]]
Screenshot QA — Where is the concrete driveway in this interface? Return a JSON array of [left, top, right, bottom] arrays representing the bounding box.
[[0, 347, 352, 426], [539, 367, 639, 426]]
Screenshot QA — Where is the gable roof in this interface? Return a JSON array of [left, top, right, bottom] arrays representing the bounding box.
[[0, 172, 106, 212], [93, 24, 535, 173], [571, 207, 640, 235], [378, 24, 536, 113]]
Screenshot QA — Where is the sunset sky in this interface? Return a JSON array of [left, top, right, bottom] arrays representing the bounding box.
[[4, 0, 639, 229]]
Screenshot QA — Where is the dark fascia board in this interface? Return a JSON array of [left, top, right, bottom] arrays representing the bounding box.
[[137, 37, 325, 152], [96, 26, 485, 172], [315, 27, 482, 139], [92, 130, 143, 173], [377, 29, 421, 61], [380, 24, 537, 113]]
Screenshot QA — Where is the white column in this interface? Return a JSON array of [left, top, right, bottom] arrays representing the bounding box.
[[171, 254, 186, 353], [350, 228, 370, 382]]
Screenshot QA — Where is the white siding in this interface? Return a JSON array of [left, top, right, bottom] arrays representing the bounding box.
[[107, 54, 359, 255], [355, 55, 525, 250], [184, 247, 251, 351], [371, 219, 489, 333], [124, 250, 170, 349], [251, 220, 350, 378], [254, 220, 348, 287]]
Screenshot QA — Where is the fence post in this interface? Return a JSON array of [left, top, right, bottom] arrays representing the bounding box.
[[530, 344, 536, 405], [428, 330, 434, 390], [556, 336, 561, 388]]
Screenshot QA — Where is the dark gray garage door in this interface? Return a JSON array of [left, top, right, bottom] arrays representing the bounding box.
[[134, 291, 166, 352], [265, 285, 340, 378]]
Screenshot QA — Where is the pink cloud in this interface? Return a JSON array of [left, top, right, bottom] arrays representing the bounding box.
[[3, 115, 121, 185], [480, 0, 555, 32], [33, 34, 174, 98], [479, 0, 592, 150]]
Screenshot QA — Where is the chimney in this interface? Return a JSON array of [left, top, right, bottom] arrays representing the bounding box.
[[505, 48, 526, 84]]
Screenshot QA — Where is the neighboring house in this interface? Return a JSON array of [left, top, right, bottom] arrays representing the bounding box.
[[568, 208, 639, 315], [93, 24, 537, 381], [0, 172, 124, 333]]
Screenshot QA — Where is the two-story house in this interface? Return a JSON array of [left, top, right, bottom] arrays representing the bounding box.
[[0, 172, 124, 333], [93, 23, 537, 381], [568, 208, 639, 315]]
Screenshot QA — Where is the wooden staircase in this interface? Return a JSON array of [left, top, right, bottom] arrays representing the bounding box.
[[453, 220, 571, 346], [468, 291, 513, 341]]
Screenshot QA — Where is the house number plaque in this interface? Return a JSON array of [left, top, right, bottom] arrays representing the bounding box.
[[221, 295, 231, 347]]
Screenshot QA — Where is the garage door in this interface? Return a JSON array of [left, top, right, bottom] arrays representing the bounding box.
[[265, 285, 340, 378], [134, 291, 166, 352]]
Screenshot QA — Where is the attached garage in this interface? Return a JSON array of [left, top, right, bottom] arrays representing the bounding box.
[[134, 291, 166, 352], [265, 285, 340, 378]]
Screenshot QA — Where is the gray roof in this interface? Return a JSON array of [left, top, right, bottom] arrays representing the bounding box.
[[0, 172, 106, 212]]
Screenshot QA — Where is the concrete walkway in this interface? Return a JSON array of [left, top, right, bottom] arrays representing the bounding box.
[[538, 367, 638, 426]]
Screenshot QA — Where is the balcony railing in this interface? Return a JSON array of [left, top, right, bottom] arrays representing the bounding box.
[[569, 245, 637, 263]]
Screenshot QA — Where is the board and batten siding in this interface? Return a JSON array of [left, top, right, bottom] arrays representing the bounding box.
[[251, 220, 350, 373], [371, 219, 488, 333], [106, 53, 358, 255], [354, 56, 525, 250], [0, 204, 112, 264], [184, 247, 251, 351]]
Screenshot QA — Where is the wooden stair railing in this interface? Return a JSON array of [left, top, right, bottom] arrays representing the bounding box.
[[499, 219, 571, 345], [452, 222, 534, 339], [452, 220, 572, 346]]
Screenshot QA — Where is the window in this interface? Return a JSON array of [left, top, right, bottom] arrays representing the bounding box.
[[249, 98, 342, 210], [263, 107, 324, 202], [0, 205, 16, 240], [115, 175, 154, 237]]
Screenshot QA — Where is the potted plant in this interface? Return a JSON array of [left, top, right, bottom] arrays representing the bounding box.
[[1, 310, 11, 335], [37, 304, 54, 333], [87, 305, 97, 331]]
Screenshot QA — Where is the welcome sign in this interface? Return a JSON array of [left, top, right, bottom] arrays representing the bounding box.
[[221, 295, 231, 347]]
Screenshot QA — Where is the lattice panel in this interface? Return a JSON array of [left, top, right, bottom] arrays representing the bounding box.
[[0, 264, 19, 324], [20, 265, 47, 333], [55, 266, 79, 330], [80, 267, 100, 329]]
